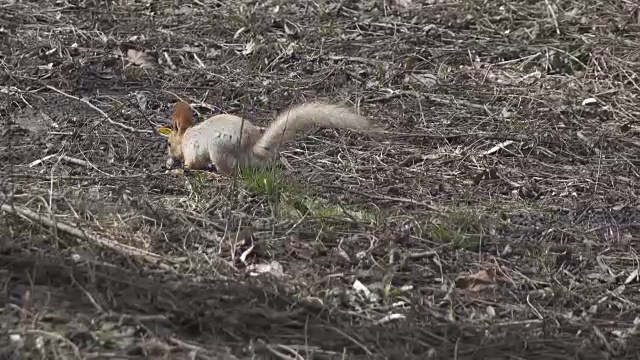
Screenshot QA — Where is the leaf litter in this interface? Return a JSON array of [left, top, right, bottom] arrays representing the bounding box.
[[1, 0, 639, 359]]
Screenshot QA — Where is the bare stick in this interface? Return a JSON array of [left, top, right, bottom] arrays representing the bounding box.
[[321, 184, 441, 212], [46, 85, 152, 134], [1, 203, 161, 260], [544, 0, 560, 35], [479, 140, 515, 156], [59, 155, 92, 168]]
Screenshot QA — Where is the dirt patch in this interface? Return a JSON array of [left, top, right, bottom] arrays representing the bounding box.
[[1, 0, 639, 358]]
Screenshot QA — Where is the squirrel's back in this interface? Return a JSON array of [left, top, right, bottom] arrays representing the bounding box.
[[166, 101, 375, 174], [181, 114, 263, 170]]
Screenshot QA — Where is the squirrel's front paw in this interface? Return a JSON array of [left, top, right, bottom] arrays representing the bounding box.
[[205, 163, 218, 173]]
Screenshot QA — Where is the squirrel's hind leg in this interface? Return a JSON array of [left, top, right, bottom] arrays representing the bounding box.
[[209, 150, 237, 177]]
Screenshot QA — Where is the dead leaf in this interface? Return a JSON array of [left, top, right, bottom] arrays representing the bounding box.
[[284, 21, 298, 36], [285, 42, 297, 57], [352, 279, 379, 303], [135, 92, 148, 111], [247, 261, 284, 278], [501, 107, 514, 119], [455, 268, 498, 292], [126, 49, 157, 68]]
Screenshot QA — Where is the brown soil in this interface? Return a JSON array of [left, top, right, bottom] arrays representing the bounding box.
[[1, 0, 639, 359]]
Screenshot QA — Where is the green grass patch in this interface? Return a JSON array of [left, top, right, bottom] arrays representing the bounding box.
[[181, 166, 380, 225], [240, 166, 293, 202], [185, 171, 216, 197], [429, 209, 505, 251], [239, 166, 380, 224], [292, 196, 380, 223]]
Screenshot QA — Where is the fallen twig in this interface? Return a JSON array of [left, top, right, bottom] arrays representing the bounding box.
[[321, 184, 441, 212], [479, 140, 516, 156], [1, 203, 161, 261], [28, 154, 94, 168], [59, 155, 93, 168], [0, 173, 164, 181], [46, 85, 153, 134]]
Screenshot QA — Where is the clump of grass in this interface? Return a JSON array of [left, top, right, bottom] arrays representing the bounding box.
[[524, 245, 556, 274], [295, 197, 380, 224], [429, 209, 504, 251], [239, 166, 294, 217], [240, 166, 293, 202], [180, 167, 380, 226], [186, 171, 216, 195], [239, 166, 380, 224]]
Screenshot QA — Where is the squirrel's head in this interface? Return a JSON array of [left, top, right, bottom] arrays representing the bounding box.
[[158, 101, 195, 167]]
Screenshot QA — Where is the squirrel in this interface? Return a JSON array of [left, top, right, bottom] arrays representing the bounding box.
[[158, 101, 375, 176]]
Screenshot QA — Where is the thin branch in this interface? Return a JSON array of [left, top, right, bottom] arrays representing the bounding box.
[[46, 85, 153, 134]]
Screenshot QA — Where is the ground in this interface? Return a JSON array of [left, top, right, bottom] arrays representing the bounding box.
[[1, 0, 639, 359]]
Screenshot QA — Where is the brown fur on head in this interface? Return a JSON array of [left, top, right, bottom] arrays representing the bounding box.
[[167, 101, 195, 162]]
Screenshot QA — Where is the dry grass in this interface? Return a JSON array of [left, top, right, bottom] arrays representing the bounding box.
[[1, 0, 639, 358]]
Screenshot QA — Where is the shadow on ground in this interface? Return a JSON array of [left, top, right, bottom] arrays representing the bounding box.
[[0, 254, 615, 359]]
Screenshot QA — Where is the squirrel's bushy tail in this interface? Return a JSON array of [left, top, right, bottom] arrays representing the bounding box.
[[252, 102, 372, 158]]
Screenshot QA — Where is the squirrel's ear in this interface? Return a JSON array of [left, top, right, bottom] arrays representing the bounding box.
[[172, 101, 194, 134], [158, 127, 173, 137]]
